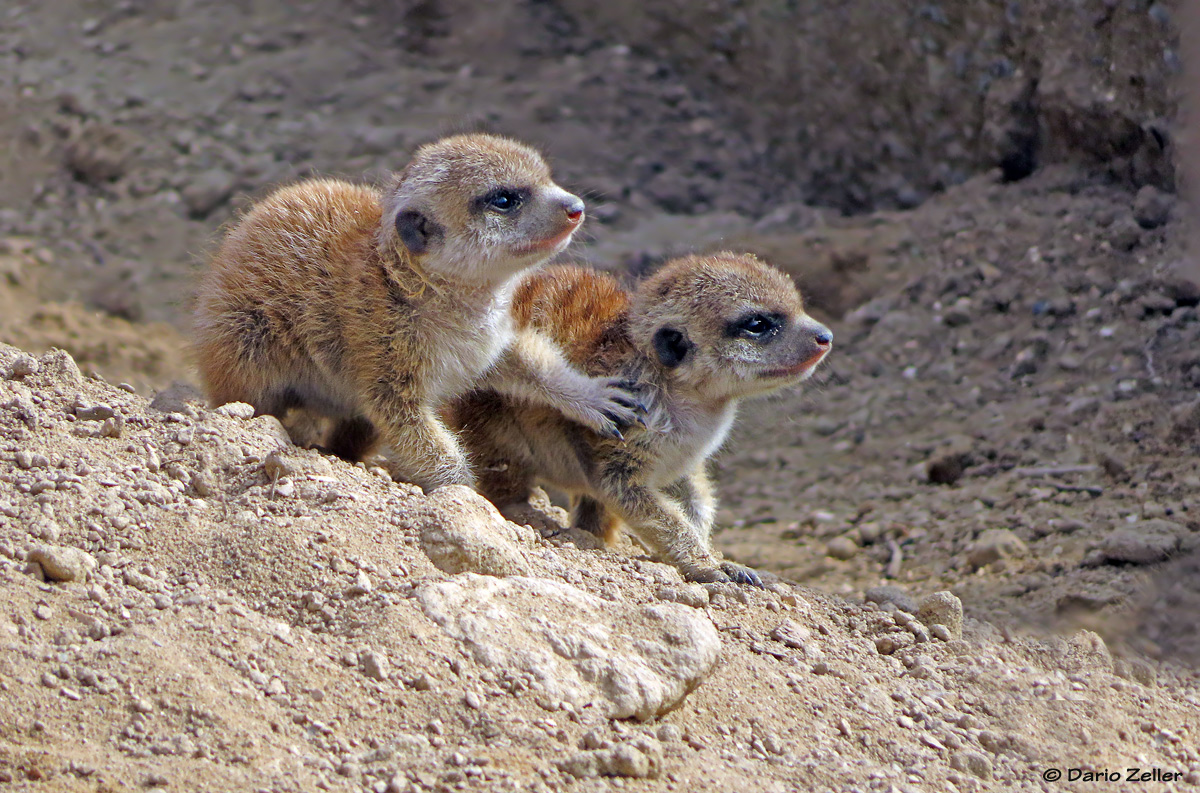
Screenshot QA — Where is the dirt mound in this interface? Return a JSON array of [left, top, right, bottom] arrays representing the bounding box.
[[2, 341, 1199, 790]]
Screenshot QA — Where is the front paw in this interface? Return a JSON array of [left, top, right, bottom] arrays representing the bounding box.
[[683, 565, 731, 585], [680, 560, 764, 588], [572, 378, 648, 440], [720, 561, 764, 588], [393, 457, 476, 492]]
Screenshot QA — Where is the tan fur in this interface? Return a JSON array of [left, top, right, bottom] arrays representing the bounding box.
[[193, 134, 641, 491], [450, 252, 833, 585]]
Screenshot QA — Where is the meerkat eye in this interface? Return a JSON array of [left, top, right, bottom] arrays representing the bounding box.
[[730, 313, 782, 340], [483, 189, 523, 213]]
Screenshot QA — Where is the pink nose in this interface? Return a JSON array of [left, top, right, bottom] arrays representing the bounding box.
[[563, 196, 585, 224]]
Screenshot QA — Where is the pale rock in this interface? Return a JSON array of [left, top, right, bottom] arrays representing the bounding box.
[[865, 585, 917, 613], [7, 354, 39, 379], [418, 574, 721, 720], [27, 545, 97, 582], [360, 650, 389, 681], [951, 751, 993, 780], [418, 486, 540, 577], [215, 402, 256, 419], [918, 591, 964, 640], [966, 528, 1027, 570], [1099, 520, 1183, 564], [250, 414, 292, 446], [655, 584, 709, 608], [826, 535, 858, 560], [559, 736, 663, 778], [39, 349, 82, 387]]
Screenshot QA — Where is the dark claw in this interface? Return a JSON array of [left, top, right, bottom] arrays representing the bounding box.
[[722, 563, 764, 588], [610, 394, 651, 428], [599, 422, 625, 442], [605, 409, 642, 433]]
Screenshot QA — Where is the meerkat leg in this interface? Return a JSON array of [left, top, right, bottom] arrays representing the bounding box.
[[591, 455, 734, 584], [571, 495, 623, 546], [665, 469, 762, 587], [279, 408, 329, 449], [664, 467, 717, 534], [483, 330, 645, 439], [368, 402, 474, 491], [325, 415, 379, 462]]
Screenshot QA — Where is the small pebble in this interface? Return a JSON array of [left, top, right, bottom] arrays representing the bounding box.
[[966, 529, 1026, 570], [918, 591, 964, 640], [215, 402, 255, 419], [361, 650, 389, 681], [7, 354, 39, 378], [345, 571, 373, 596], [825, 536, 858, 561], [1132, 185, 1173, 229]]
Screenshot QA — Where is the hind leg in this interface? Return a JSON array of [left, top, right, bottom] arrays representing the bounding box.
[[325, 415, 379, 462], [571, 495, 624, 546]]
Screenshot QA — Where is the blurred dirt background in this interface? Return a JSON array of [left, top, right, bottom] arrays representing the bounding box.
[[2, 0, 1200, 789]]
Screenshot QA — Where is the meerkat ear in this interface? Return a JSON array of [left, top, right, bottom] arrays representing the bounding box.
[[652, 327, 691, 368], [395, 209, 444, 255]]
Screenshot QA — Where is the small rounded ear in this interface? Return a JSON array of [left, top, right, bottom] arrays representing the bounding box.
[[652, 327, 691, 368], [395, 209, 444, 255]]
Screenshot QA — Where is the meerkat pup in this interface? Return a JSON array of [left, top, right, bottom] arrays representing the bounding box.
[[449, 252, 833, 585], [193, 133, 642, 491]]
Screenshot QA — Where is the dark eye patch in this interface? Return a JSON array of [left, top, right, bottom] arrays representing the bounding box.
[[477, 187, 530, 214], [727, 312, 784, 340]]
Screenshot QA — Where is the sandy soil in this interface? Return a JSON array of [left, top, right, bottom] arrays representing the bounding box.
[[1, 1, 1199, 790]]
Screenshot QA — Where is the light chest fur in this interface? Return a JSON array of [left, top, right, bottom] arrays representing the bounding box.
[[645, 398, 737, 488], [419, 278, 517, 402]]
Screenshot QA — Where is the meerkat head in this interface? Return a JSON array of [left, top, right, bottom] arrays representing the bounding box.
[[630, 252, 833, 400], [380, 133, 585, 282]]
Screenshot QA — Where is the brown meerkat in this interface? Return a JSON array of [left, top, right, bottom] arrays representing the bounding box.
[[193, 133, 643, 491], [449, 252, 833, 585]]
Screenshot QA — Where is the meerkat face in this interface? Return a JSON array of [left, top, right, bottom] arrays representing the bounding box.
[[632, 253, 833, 400], [381, 134, 585, 282]]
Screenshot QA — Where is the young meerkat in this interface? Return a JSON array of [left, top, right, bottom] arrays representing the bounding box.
[[449, 252, 833, 585], [193, 133, 642, 491]]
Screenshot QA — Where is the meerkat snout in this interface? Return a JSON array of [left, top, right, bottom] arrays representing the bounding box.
[[776, 317, 833, 380]]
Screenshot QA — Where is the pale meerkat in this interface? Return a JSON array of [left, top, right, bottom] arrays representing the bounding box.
[[193, 133, 643, 491], [449, 252, 833, 585]]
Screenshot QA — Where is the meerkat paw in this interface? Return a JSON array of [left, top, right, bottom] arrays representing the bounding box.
[[385, 457, 475, 492], [720, 561, 764, 588], [568, 377, 648, 439], [680, 559, 764, 588]]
